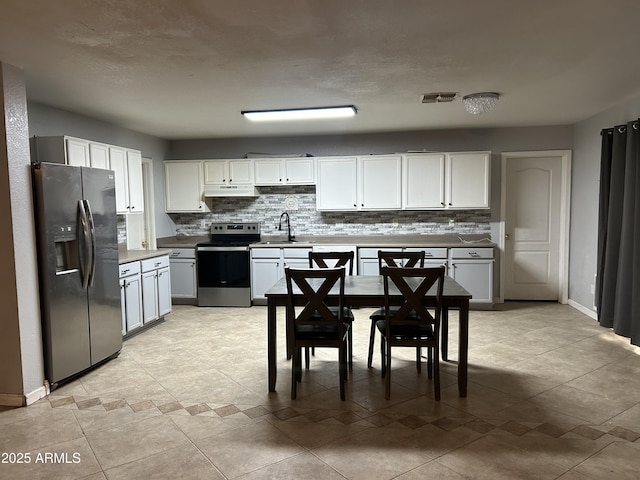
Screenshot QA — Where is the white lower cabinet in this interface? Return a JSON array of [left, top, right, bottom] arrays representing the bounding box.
[[169, 249, 197, 303], [141, 255, 171, 324], [251, 247, 312, 302], [449, 248, 494, 306], [119, 261, 143, 335]]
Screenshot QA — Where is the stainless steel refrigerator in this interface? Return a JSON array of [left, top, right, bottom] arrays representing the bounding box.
[[32, 162, 122, 388]]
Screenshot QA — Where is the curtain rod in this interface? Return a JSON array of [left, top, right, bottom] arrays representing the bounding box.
[[600, 120, 639, 135]]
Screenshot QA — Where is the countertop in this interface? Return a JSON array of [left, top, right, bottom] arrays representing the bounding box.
[[156, 234, 496, 249], [118, 246, 173, 264]]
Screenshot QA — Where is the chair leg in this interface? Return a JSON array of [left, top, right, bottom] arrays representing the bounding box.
[[441, 309, 449, 361], [339, 341, 346, 401], [427, 347, 433, 379], [305, 347, 310, 370], [348, 327, 353, 371], [416, 347, 421, 373], [433, 348, 440, 401], [291, 347, 299, 399], [385, 342, 392, 400], [380, 336, 386, 378], [367, 320, 376, 368]]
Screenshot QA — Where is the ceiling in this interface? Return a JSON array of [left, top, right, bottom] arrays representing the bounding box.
[[2, 1, 640, 139]]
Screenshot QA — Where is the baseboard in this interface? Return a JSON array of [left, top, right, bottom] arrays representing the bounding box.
[[568, 299, 598, 320], [0, 383, 49, 407]]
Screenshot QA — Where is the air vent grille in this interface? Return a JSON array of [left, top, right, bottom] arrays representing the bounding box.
[[421, 92, 458, 103]]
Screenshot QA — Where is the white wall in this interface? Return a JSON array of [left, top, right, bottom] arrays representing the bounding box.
[[570, 91, 640, 311]]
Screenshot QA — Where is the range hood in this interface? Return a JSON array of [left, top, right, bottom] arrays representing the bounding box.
[[203, 184, 259, 197]]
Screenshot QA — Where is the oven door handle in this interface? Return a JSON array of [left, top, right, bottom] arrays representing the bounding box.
[[197, 246, 249, 252]]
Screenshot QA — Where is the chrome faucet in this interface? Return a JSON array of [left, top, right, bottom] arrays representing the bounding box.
[[278, 212, 294, 242]]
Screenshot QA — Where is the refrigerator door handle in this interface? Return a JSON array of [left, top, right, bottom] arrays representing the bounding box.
[[78, 200, 93, 289], [84, 200, 97, 287]]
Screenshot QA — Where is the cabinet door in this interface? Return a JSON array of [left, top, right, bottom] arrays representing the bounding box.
[[123, 275, 143, 332], [402, 154, 446, 209], [142, 270, 159, 323], [66, 138, 89, 167], [89, 142, 109, 169], [110, 147, 129, 214], [449, 260, 493, 303], [316, 157, 358, 211], [120, 279, 127, 335], [447, 152, 490, 208], [251, 258, 282, 299], [157, 267, 172, 316], [359, 155, 402, 209], [285, 158, 315, 184], [165, 161, 208, 212], [254, 159, 283, 185], [203, 161, 228, 184], [126, 150, 144, 213], [359, 258, 380, 275], [170, 258, 197, 298], [228, 159, 254, 184]]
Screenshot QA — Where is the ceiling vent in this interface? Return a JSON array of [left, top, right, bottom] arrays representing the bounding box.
[[421, 92, 458, 103]]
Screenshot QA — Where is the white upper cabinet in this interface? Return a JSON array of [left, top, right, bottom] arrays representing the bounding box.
[[32, 136, 144, 213], [203, 159, 254, 185], [254, 157, 316, 186], [316, 157, 358, 211], [164, 160, 210, 213], [110, 147, 144, 214], [402, 153, 446, 209], [402, 151, 490, 210], [88, 142, 109, 169], [359, 155, 402, 210], [446, 152, 490, 209], [66, 137, 90, 167], [316, 155, 401, 211]]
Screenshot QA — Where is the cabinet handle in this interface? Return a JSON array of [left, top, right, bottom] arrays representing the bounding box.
[[353, 204, 357, 207], [448, 202, 452, 206], [441, 202, 445, 206]]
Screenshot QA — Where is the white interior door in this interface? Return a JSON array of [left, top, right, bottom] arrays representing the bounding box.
[[503, 154, 566, 300]]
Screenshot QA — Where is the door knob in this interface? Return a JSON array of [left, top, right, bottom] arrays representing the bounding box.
[[505, 233, 511, 240]]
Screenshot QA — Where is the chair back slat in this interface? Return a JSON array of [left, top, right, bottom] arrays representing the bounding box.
[[309, 251, 354, 275], [382, 266, 445, 328], [378, 250, 425, 271], [285, 266, 346, 332]]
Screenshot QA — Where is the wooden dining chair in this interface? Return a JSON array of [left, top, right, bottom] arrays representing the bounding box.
[[367, 250, 425, 368], [308, 251, 355, 370], [377, 265, 445, 401], [285, 266, 349, 400]]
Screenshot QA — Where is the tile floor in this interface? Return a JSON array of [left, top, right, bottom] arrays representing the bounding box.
[[1, 302, 640, 479]]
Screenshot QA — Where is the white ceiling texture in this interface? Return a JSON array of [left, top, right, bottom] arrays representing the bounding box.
[[2, 0, 640, 139]]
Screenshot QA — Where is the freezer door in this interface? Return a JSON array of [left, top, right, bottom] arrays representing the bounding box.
[[81, 167, 123, 365], [33, 163, 92, 384]]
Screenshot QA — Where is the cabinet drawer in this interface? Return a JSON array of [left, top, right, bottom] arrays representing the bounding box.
[[283, 248, 312, 259], [359, 247, 402, 258], [449, 247, 494, 259], [169, 248, 196, 259], [251, 248, 281, 259], [119, 261, 141, 278], [141, 255, 170, 272], [405, 247, 448, 259]]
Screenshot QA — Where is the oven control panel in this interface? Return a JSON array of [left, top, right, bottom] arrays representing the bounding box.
[[210, 223, 261, 234]]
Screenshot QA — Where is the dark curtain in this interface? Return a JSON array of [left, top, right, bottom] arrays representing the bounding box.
[[596, 119, 640, 346]]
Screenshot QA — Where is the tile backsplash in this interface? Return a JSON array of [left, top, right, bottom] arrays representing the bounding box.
[[168, 186, 491, 237]]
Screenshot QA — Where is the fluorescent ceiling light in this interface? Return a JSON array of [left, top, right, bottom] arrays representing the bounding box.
[[241, 105, 357, 122]]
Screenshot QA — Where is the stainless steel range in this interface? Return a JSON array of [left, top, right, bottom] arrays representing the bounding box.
[[196, 222, 261, 307]]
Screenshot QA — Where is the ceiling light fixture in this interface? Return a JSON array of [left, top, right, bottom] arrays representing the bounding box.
[[462, 92, 500, 115], [241, 105, 357, 122]]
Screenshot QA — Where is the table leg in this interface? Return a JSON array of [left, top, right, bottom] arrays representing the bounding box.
[[268, 299, 277, 392], [458, 299, 469, 397], [441, 307, 449, 361]]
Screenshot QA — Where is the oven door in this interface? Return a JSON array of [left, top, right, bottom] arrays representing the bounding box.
[[197, 246, 250, 288]]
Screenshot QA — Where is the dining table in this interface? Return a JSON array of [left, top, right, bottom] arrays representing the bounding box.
[[264, 274, 472, 397]]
